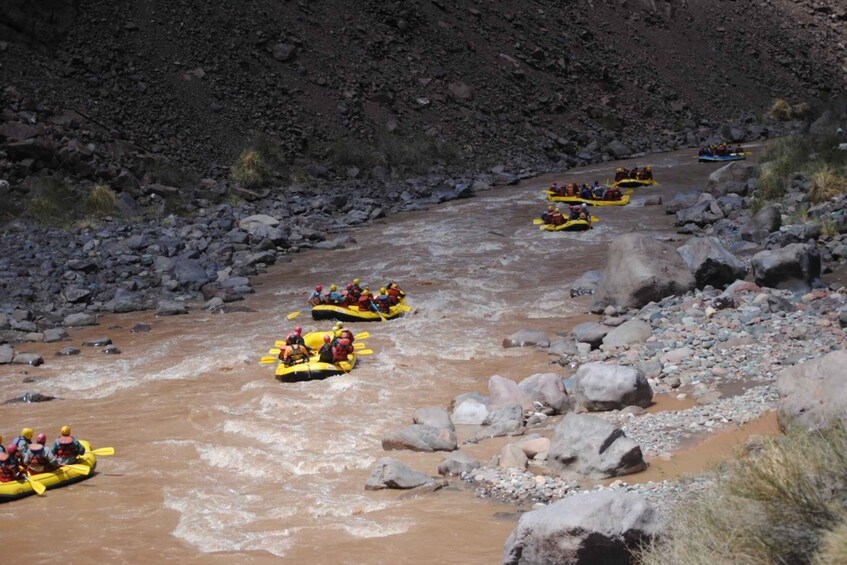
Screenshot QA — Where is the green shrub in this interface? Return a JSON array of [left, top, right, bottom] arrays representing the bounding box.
[[83, 184, 117, 217], [809, 164, 847, 204], [231, 149, 270, 188], [640, 424, 847, 565], [25, 178, 79, 226]]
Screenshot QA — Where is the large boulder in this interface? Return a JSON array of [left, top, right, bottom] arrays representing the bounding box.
[[381, 425, 457, 452], [675, 193, 725, 227], [364, 458, 436, 490], [571, 322, 610, 349], [591, 234, 695, 313], [413, 407, 455, 431], [677, 236, 748, 289], [777, 350, 847, 433], [62, 313, 97, 327], [601, 320, 652, 349], [706, 161, 759, 197], [489, 375, 526, 408], [502, 491, 660, 565], [574, 362, 653, 411], [740, 205, 782, 243], [751, 242, 821, 291], [548, 413, 646, 479], [437, 450, 481, 476], [451, 398, 489, 425], [518, 373, 570, 415], [476, 404, 525, 439]]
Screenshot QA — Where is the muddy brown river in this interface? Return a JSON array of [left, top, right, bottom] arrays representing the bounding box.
[[0, 147, 773, 563]]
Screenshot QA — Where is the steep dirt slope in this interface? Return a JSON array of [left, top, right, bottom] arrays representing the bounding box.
[[0, 0, 844, 176]]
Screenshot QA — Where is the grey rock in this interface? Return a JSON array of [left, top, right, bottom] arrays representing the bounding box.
[[365, 457, 434, 490], [548, 413, 646, 479], [502, 330, 549, 348], [63, 313, 97, 327], [751, 242, 821, 291], [677, 236, 748, 289], [438, 450, 481, 476], [413, 406, 455, 431], [381, 424, 457, 452], [574, 362, 653, 411], [571, 322, 610, 349], [518, 373, 570, 415], [601, 319, 652, 349], [777, 350, 847, 433], [502, 491, 659, 565], [155, 300, 189, 316], [12, 352, 43, 366]]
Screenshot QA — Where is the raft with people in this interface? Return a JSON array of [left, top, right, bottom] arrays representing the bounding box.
[[536, 204, 597, 231], [260, 325, 372, 383], [0, 440, 97, 502], [311, 300, 408, 322], [303, 280, 409, 323], [611, 166, 657, 188], [538, 218, 594, 232], [274, 352, 357, 382], [545, 192, 631, 207], [698, 144, 748, 162]]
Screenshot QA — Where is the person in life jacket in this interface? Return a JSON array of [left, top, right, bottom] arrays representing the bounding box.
[[12, 428, 34, 459], [579, 184, 591, 199], [285, 326, 305, 347], [358, 289, 378, 313], [281, 343, 309, 366], [568, 205, 581, 221], [734, 144, 743, 155], [25, 436, 58, 475], [541, 205, 555, 224], [332, 338, 353, 363], [642, 165, 653, 180], [308, 285, 323, 306], [565, 183, 575, 197], [350, 278, 363, 295], [592, 182, 604, 199], [51, 426, 86, 465], [550, 181, 558, 194], [386, 282, 404, 305], [579, 203, 592, 225], [375, 288, 391, 313], [716, 144, 727, 156], [318, 335, 334, 364], [326, 284, 343, 305], [0, 445, 23, 483]]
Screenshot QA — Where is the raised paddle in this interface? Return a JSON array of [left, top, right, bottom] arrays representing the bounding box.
[[286, 310, 302, 320], [89, 447, 115, 456], [61, 464, 91, 475], [24, 475, 46, 495]]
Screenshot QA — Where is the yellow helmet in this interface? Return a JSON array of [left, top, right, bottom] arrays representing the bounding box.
[[646, 165, 652, 171], [330, 284, 337, 291], [60, 425, 71, 436], [21, 428, 33, 440], [334, 321, 343, 329], [379, 287, 387, 294], [362, 289, 369, 296], [353, 278, 360, 285]]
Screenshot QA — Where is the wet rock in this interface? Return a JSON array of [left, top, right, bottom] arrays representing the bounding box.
[[365, 457, 435, 490], [502, 491, 659, 565], [502, 329, 549, 348], [451, 398, 490, 425], [517, 435, 551, 458], [55, 347, 80, 356], [548, 413, 646, 479], [104, 289, 144, 313], [518, 373, 570, 415], [381, 424, 457, 452], [498, 444, 528, 470], [12, 352, 43, 366], [0, 344, 15, 364], [413, 406, 455, 431], [571, 322, 610, 349], [569, 270, 603, 296], [63, 313, 97, 327], [489, 375, 525, 408], [82, 337, 112, 347], [438, 450, 481, 476], [4, 392, 56, 404], [103, 345, 121, 354], [675, 193, 725, 226], [476, 404, 525, 439], [155, 300, 189, 316], [42, 328, 69, 343], [130, 323, 151, 333]]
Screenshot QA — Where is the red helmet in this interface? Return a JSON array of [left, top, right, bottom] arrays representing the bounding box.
[[36, 433, 47, 444], [294, 326, 302, 334], [315, 285, 322, 291], [339, 338, 350, 346], [347, 284, 353, 290], [323, 334, 332, 343], [6, 444, 17, 454]]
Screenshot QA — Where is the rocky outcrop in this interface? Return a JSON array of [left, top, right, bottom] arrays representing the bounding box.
[[591, 234, 695, 313], [381, 425, 457, 452], [574, 363, 653, 411], [365, 458, 441, 490], [677, 236, 747, 289], [751, 242, 821, 291], [777, 350, 847, 433], [502, 491, 659, 565], [548, 413, 646, 479]]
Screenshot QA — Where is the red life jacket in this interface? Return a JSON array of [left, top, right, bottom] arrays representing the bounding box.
[[26, 444, 52, 474], [55, 436, 79, 461], [0, 453, 19, 482]]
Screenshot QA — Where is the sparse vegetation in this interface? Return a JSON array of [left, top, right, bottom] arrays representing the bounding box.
[[767, 98, 810, 121], [83, 184, 117, 217], [231, 148, 271, 188], [25, 178, 80, 227], [809, 164, 847, 204], [329, 131, 462, 176], [640, 424, 847, 565], [756, 132, 847, 202]]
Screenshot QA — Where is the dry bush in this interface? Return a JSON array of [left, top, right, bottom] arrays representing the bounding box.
[[83, 184, 117, 217], [809, 165, 847, 204], [768, 98, 794, 121], [231, 149, 270, 188], [640, 424, 847, 565]]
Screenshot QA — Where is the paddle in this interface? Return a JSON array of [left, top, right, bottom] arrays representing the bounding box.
[[89, 447, 115, 456], [61, 464, 91, 475], [24, 475, 46, 495], [353, 342, 366, 349], [354, 332, 369, 340], [532, 218, 544, 225], [397, 304, 411, 313], [259, 356, 279, 365], [356, 349, 374, 355], [286, 311, 301, 320]]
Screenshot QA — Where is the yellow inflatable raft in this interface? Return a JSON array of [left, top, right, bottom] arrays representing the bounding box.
[[0, 440, 96, 502]]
